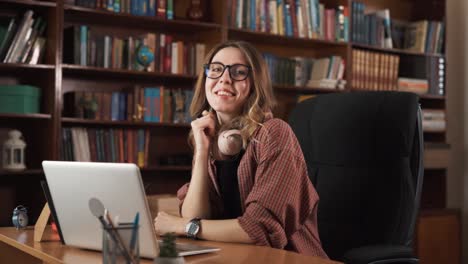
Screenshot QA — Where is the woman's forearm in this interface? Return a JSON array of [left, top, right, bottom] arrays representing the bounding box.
[[155, 213, 252, 244], [181, 151, 212, 219], [197, 219, 254, 243]]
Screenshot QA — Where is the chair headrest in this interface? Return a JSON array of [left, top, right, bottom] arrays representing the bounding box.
[[289, 91, 419, 165]]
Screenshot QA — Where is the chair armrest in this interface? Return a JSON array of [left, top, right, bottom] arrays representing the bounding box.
[[343, 245, 418, 264]]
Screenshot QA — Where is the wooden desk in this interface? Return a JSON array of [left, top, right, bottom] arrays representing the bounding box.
[[0, 227, 340, 264]]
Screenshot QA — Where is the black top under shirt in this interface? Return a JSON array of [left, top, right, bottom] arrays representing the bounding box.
[[214, 150, 244, 219]]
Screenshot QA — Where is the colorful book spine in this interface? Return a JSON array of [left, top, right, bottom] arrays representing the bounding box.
[[152, 87, 161, 122], [144, 88, 152, 122], [148, 0, 156, 16], [166, 0, 173, 19]]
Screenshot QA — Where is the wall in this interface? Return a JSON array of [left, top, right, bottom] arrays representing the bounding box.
[[446, 0, 467, 263]]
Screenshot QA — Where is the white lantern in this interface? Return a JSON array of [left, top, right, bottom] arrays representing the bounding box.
[[2, 130, 26, 171]]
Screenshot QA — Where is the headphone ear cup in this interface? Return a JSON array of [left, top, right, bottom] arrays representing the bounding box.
[[218, 129, 243, 156]]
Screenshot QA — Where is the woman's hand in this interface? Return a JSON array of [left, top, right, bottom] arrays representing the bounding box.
[[191, 110, 216, 154], [154, 212, 188, 236]]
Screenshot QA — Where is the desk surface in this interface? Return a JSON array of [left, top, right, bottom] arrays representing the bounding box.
[[0, 227, 340, 264]]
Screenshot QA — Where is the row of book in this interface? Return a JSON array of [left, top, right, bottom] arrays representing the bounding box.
[[263, 53, 345, 89], [306, 56, 345, 89], [351, 49, 399, 91], [228, 0, 349, 42], [63, 86, 194, 124], [64, 25, 206, 75], [422, 109, 446, 132], [68, 0, 174, 19], [0, 10, 47, 64], [61, 127, 150, 167], [351, 49, 445, 95], [351, 2, 445, 54], [351, 3, 391, 48], [400, 20, 444, 54]]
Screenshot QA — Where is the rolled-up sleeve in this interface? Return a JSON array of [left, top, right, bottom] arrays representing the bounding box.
[[176, 179, 225, 219], [237, 120, 317, 249], [176, 182, 190, 216]]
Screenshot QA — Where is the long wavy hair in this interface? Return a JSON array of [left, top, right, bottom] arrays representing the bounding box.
[[188, 40, 276, 152]]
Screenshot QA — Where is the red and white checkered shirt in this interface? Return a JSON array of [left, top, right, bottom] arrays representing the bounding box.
[[178, 118, 328, 258]]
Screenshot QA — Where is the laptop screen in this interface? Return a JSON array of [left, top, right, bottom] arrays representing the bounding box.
[[42, 161, 159, 258]]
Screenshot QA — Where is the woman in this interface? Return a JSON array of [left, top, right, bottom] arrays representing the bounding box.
[[154, 41, 327, 258]]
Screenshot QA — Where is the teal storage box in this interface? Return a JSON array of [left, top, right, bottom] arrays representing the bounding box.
[[0, 85, 41, 114]]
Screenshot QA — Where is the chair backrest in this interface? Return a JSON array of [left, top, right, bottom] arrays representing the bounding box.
[[288, 92, 424, 261]]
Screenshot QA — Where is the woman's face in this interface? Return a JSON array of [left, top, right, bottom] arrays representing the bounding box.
[[205, 47, 251, 123]]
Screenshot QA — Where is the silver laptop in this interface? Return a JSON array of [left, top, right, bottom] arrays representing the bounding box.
[[42, 161, 219, 258]]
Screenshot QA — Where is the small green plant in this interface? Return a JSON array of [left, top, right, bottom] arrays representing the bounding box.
[[159, 233, 179, 258]]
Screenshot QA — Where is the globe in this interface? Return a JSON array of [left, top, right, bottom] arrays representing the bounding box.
[[136, 45, 155, 69]]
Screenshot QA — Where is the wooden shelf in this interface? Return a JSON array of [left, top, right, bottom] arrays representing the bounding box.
[[347, 90, 445, 100], [61, 117, 191, 128], [0, 0, 56, 8], [0, 169, 43, 176], [425, 142, 450, 148], [228, 28, 348, 49], [417, 208, 461, 264], [0, 63, 55, 71], [61, 64, 196, 82], [424, 143, 450, 169], [63, 5, 222, 33], [419, 94, 446, 100], [274, 85, 345, 94], [0, 113, 51, 120], [352, 43, 445, 58], [419, 208, 460, 216]]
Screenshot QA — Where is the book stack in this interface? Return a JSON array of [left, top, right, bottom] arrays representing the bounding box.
[[422, 109, 446, 132], [0, 10, 47, 64], [397, 77, 429, 95]]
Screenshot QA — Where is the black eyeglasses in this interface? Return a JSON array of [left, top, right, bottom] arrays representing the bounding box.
[[204, 62, 251, 81]]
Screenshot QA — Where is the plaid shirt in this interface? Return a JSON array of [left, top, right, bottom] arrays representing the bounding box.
[[178, 118, 328, 258]]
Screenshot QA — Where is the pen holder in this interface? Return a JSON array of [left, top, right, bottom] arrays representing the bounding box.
[[102, 223, 140, 264]]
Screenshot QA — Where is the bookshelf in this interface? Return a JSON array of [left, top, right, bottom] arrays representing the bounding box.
[[352, 42, 446, 57], [0, 0, 457, 263]]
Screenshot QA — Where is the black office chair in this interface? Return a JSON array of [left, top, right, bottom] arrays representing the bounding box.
[[288, 92, 423, 264]]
